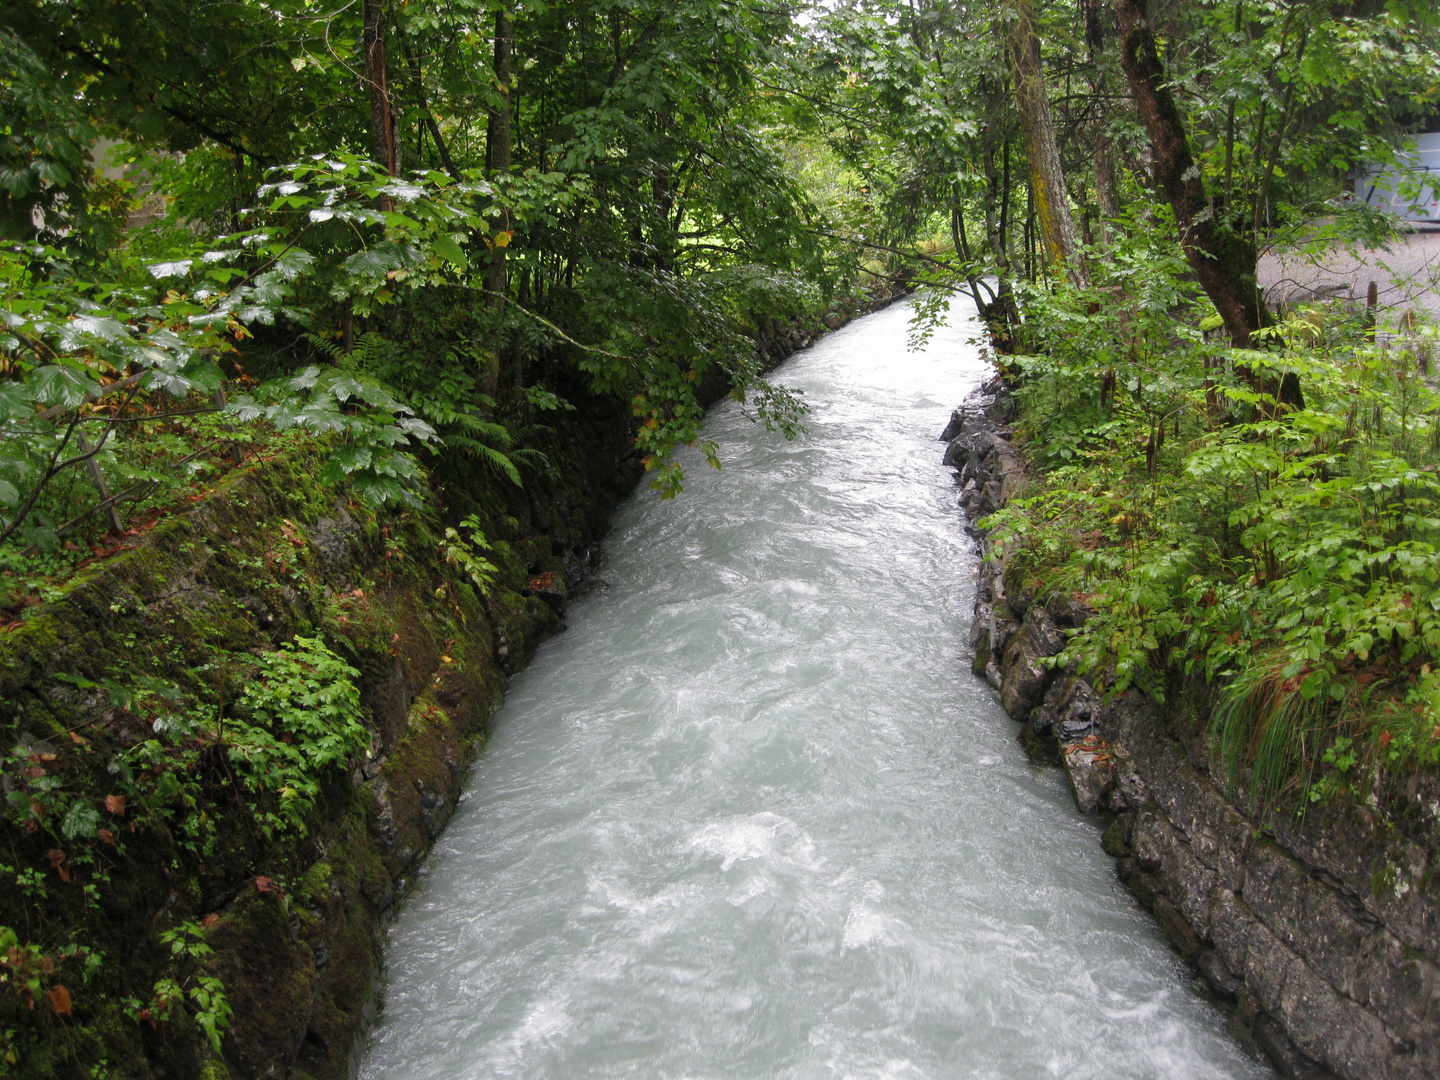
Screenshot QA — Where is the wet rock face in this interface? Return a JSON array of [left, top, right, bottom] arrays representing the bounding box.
[[942, 378, 1440, 1080], [998, 607, 1064, 721]]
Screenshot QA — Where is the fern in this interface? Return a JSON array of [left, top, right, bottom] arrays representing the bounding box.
[[302, 332, 530, 486], [302, 331, 393, 373]]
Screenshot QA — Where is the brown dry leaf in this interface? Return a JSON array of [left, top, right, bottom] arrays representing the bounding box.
[[98, 829, 116, 846], [104, 794, 126, 816], [254, 876, 282, 896], [202, 913, 220, 928], [46, 985, 72, 1016]]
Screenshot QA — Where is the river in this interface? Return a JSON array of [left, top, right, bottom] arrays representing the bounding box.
[[358, 298, 1272, 1079]]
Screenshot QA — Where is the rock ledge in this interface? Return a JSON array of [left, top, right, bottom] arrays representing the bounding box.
[[944, 376, 1440, 1080]]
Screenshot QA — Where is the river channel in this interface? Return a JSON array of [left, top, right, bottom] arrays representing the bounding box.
[[359, 299, 1272, 1079]]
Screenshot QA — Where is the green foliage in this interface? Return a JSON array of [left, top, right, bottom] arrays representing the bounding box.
[[226, 636, 367, 838], [441, 514, 499, 595], [982, 222, 1440, 808], [151, 922, 231, 1054], [308, 331, 527, 487], [0, 29, 118, 255]]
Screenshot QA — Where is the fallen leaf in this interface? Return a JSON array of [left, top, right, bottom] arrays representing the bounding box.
[[98, 829, 116, 846], [254, 876, 282, 896], [46, 985, 71, 1016], [104, 794, 126, 816], [201, 913, 220, 928]]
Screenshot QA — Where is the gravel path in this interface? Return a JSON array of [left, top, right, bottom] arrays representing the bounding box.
[[1258, 227, 1440, 325]]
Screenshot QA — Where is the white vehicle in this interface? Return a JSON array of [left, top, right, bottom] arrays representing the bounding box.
[[1359, 132, 1440, 227]]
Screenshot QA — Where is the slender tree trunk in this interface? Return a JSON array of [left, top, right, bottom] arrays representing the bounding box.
[[395, 21, 460, 180], [1088, 63, 1119, 248], [1111, 0, 1257, 347], [951, 192, 988, 311], [483, 8, 514, 399], [1092, 131, 1119, 246], [363, 0, 398, 175], [1005, 0, 1085, 284], [1113, 0, 1300, 408], [981, 117, 1021, 352]]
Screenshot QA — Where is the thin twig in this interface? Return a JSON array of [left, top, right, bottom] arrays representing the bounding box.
[[52, 440, 232, 539], [0, 385, 140, 546], [0, 414, 82, 547], [807, 228, 961, 271]]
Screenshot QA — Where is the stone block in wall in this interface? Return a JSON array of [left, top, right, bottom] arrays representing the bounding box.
[[1270, 803, 1440, 968], [1278, 949, 1400, 1080], [1352, 930, 1440, 1056], [1244, 839, 1370, 1001], [995, 450, 1026, 504], [968, 604, 990, 652], [988, 607, 1021, 672], [1062, 739, 1115, 815], [998, 608, 1064, 720], [1210, 887, 1257, 981], [1115, 758, 1151, 811], [943, 426, 1004, 470], [975, 479, 1004, 519], [1364, 838, 1440, 968], [1239, 913, 1402, 1080], [1153, 895, 1205, 961], [1239, 836, 1440, 1055], [1131, 804, 1176, 874], [1159, 833, 1218, 940], [1199, 949, 1241, 998], [1214, 807, 1252, 894]]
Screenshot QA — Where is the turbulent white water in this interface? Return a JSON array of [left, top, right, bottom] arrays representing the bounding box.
[[359, 299, 1272, 1080]]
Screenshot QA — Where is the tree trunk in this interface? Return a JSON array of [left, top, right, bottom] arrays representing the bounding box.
[[1089, 68, 1119, 248], [981, 119, 1021, 353], [1113, 0, 1300, 408], [1111, 0, 1259, 347], [1092, 130, 1118, 247], [363, 0, 398, 175], [395, 20, 459, 180], [1005, 0, 1085, 285], [483, 8, 514, 400]]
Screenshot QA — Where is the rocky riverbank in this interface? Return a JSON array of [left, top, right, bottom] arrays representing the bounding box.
[[0, 286, 908, 1080], [944, 377, 1440, 1080]]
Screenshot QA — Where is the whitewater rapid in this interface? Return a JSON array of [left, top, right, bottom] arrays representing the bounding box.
[[359, 298, 1271, 1080]]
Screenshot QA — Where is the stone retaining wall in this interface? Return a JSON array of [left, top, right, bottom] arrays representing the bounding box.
[[944, 377, 1440, 1080]]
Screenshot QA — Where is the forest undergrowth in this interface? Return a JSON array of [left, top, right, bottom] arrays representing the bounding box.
[[975, 221, 1440, 814]]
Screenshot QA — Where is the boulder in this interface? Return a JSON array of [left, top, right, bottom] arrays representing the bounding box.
[[998, 607, 1065, 720], [938, 407, 967, 442], [1063, 735, 1116, 814]]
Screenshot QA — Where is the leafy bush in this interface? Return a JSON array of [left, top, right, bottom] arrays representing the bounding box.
[[981, 234, 1440, 808], [226, 636, 367, 837]]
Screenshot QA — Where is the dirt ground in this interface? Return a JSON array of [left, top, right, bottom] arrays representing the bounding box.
[[1257, 226, 1440, 325]]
